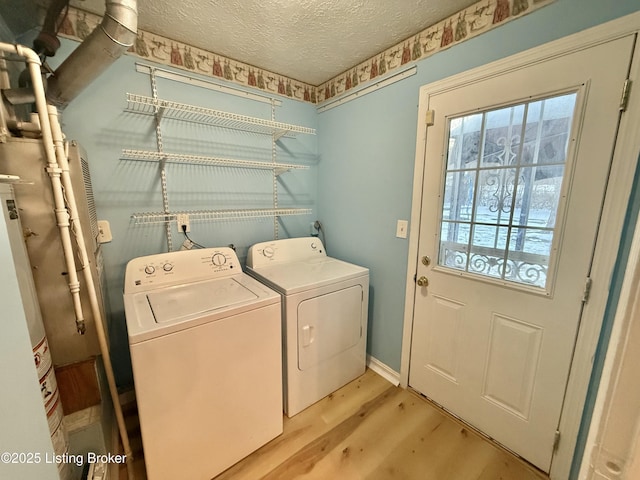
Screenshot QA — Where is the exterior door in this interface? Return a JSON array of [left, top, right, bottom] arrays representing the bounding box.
[[409, 35, 635, 471]]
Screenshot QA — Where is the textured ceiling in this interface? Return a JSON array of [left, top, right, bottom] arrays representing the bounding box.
[[65, 0, 478, 85]]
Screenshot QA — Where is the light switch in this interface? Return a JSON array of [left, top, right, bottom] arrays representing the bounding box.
[[396, 220, 408, 239]]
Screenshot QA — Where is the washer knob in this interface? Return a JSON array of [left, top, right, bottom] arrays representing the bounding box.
[[144, 265, 155, 275], [163, 263, 173, 272], [212, 253, 227, 266], [263, 247, 274, 258], [310, 242, 317, 250]]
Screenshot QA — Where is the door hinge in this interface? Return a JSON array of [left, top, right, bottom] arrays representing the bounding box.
[[553, 430, 561, 452], [425, 110, 435, 126], [583, 277, 593, 304], [620, 79, 631, 112]]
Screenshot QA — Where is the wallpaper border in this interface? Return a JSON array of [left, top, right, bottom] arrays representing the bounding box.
[[56, 0, 555, 104]]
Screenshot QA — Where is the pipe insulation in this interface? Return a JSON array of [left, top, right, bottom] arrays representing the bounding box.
[[0, 42, 135, 479], [46, 0, 138, 108]]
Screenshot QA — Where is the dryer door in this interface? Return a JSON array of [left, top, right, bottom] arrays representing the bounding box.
[[297, 285, 363, 370]]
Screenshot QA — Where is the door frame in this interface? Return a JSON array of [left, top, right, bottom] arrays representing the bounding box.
[[400, 11, 640, 480]]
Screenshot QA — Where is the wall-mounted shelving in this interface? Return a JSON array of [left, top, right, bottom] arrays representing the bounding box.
[[123, 67, 316, 250], [121, 149, 309, 176], [131, 208, 313, 225], [125, 93, 315, 139]]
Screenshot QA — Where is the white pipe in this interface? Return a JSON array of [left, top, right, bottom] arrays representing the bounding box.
[[9, 44, 87, 335], [48, 106, 135, 476], [0, 42, 135, 479], [6, 113, 41, 133]]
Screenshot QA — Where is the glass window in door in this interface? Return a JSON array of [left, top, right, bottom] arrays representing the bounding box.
[[438, 92, 578, 290]]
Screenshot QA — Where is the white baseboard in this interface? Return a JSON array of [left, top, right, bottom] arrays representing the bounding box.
[[367, 355, 400, 386]]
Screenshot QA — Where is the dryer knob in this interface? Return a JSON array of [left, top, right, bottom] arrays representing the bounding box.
[[163, 263, 173, 272], [144, 265, 155, 275], [263, 247, 275, 258]]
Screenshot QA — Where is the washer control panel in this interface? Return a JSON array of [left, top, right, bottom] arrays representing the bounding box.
[[247, 237, 326, 268], [124, 247, 240, 293]]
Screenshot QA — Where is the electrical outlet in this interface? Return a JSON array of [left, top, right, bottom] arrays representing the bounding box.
[[176, 213, 190, 233], [396, 219, 408, 239], [97, 220, 112, 243]]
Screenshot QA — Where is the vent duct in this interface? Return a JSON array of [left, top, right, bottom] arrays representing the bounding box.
[[44, 0, 138, 108]]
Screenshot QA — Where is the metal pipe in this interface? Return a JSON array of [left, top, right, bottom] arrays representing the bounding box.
[[32, 0, 68, 57], [3, 87, 37, 105], [0, 42, 135, 479], [46, 0, 138, 108]]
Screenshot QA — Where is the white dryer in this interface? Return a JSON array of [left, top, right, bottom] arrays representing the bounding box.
[[246, 237, 369, 417], [124, 247, 282, 480]]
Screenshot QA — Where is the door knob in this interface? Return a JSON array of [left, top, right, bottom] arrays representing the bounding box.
[[417, 276, 429, 287]]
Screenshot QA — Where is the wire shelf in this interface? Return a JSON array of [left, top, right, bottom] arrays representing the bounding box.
[[131, 208, 313, 225], [125, 93, 316, 138], [121, 149, 309, 175]]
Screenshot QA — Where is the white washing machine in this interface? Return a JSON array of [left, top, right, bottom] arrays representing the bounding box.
[[123, 247, 282, 480], [246, 237, 369, 417]]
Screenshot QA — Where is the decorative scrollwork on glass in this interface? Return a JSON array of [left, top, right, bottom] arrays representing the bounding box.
[[441, 243, 548, 288], [484, 169, 523, 214]]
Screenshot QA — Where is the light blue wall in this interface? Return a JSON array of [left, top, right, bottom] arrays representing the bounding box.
[[316, 0, 640, 373], [49, 41, 318, 387]]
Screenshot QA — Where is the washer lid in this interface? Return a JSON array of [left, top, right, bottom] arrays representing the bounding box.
[[247, 257, 368, 295], [147, 278, 257, 324], [124, 273, 280, 344]]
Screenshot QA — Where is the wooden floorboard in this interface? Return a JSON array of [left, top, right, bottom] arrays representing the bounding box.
[[120, 369, 549, 480], [55, 357, 101, 415]]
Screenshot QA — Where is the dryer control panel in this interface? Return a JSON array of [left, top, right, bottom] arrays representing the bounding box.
[[247, 237, 326, 268], [124, 247, 240, 293]]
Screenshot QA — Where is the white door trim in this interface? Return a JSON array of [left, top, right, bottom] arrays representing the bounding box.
[[578, 30, 640, 479], [400, 11, 640, 480], [578, 190, 640, 479]]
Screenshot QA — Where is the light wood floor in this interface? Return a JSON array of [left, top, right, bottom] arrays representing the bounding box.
[[120, 369, 549, 480]]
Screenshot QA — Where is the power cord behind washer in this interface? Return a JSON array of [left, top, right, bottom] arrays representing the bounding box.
[[313, 220, 327, 253], [181, 224, 206, 249]]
